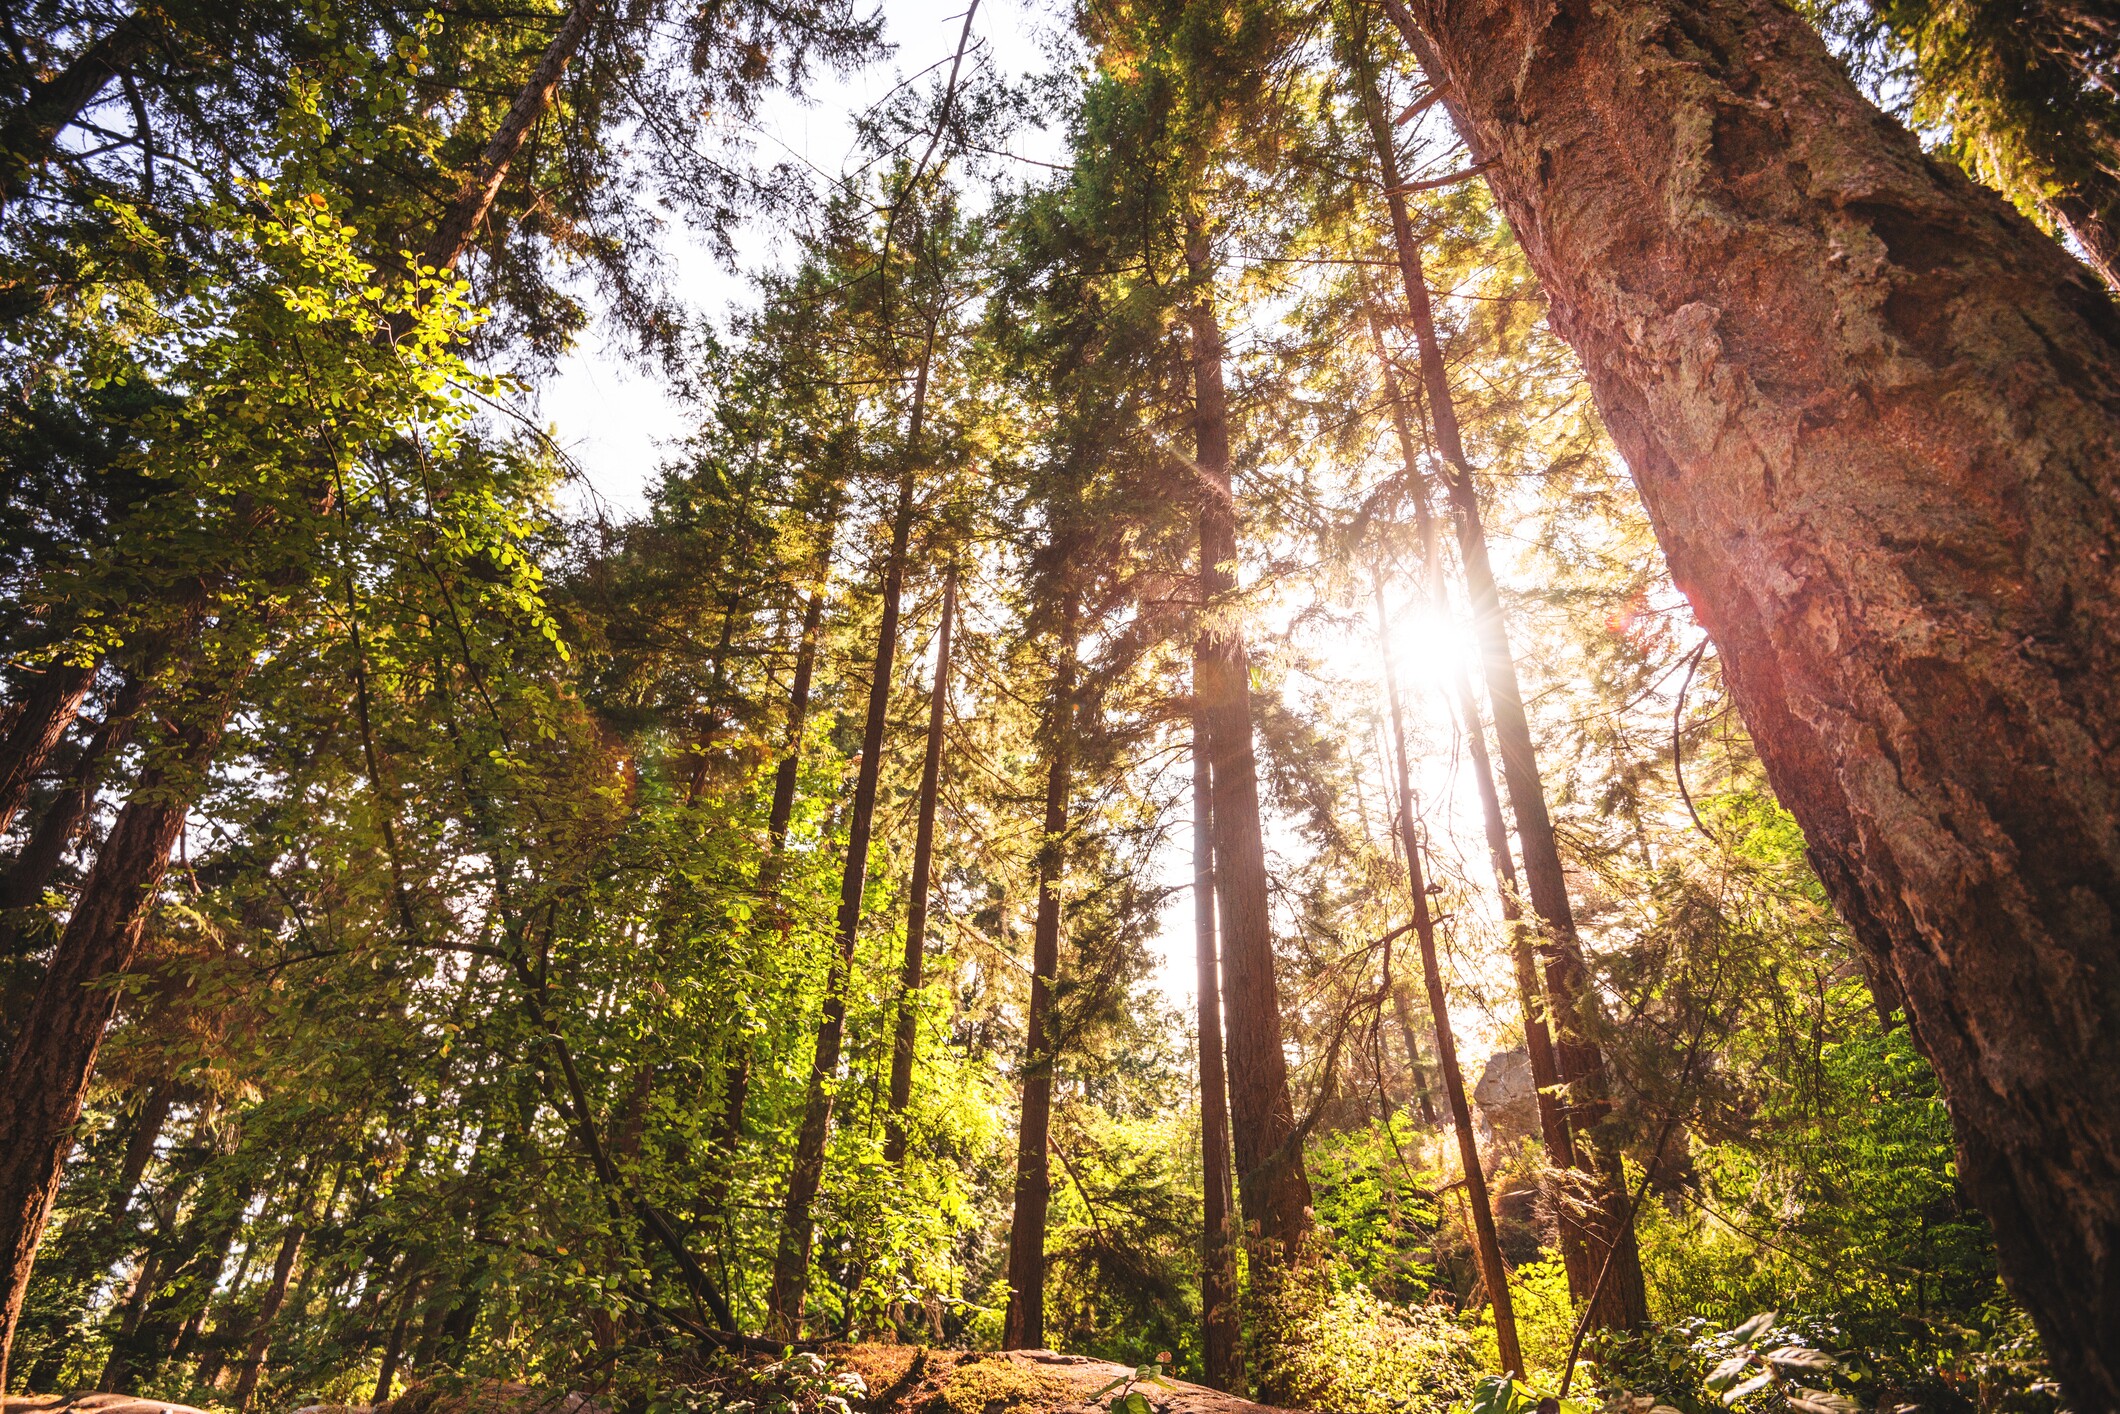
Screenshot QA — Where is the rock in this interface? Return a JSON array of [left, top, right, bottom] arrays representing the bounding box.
[[1474, 1046, 1540, 1150], [6, 1396, 216, 1414]]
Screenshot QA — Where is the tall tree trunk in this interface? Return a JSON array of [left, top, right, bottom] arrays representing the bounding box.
[[1376, 593, 1522, 1376], [373, 1274, 419, 1404], [766, 322, 937, 1338], [1185, 216, 1314, 1263], [766, 516, 839, 852], [1, 674, 144, 917], [229, 1220, 305, 1411], [1191, 701, 1243, 1391], [0, 664, 95, 840], [1368, 313, 1585, 1295], [421, 0, 603, 274], [1385, 0, 2120, 1396], [0, 13, 150, 209], [1001, 601, 1075, 1352], [885, 567, 957, 1167], [0, 704, 231, 1391], [1354, 48, 1647, 1332]]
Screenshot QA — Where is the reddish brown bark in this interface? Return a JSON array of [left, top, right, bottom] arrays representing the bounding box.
[[0, 705, 230, 1390], [767, 325, 936, 1338], [1001, 603, 1076, 1352], [421, 0, 603, 274], [1192, 700, 1242, 1391], [885, 567, 957, 1167], [1384, 0, 2120, 1398], [1377, 594, 1522, 1377], [0, 664, 95, 841], [1185, 217, 1314, 1263], [1355, 44, 1646, 1331]]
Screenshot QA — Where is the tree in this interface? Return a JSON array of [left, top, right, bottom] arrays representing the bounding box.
[[1385, 0, 2120, 1399]]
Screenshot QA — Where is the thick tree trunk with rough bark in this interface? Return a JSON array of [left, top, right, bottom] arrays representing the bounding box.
[[0, 706, 230, 1391], [1385, 0, 2120, 1399], [1192, 701, 1243, 1391], [768, 328, 936, 1338], [1002, 606, 1075, 1352], [0, 665, 95, 841], [1186, 220, 1314, 1264], [885, 567, 956, 1167], [1377, 599, 1522, 1377], [1356, 46, 1646, 1330]]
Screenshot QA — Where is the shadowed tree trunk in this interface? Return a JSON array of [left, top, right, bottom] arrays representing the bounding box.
[[0, 665, 96, 841], [1384, 0, 2120, 1397], [421, 0, 604, 275], [767, 321, 937, 1338], [1376, 588, 1522, 1377], [0, 13, 151, 209], [1185, 215, 1314, 1265], [885, 567, 957, 1167], [1354, 43, 1647, 1332], [0, 702, 233, 1391], [1192, 698, 1242, 1391], [1002, 598, 1076, 1352], [230, 1216, 306, 1410]]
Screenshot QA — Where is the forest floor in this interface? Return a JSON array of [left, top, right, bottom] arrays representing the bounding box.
[[1, 1347, 1291, 1414]]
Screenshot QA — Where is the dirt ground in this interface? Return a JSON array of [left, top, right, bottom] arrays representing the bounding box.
[[833, 1346, 1291, 1414]]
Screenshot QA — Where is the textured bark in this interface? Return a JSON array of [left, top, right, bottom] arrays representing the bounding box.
[[1002, 604, 1075, 1352], [1, 674, 144, 918], [1386, 0, 2120, 1398], [0, 705, 230, 1391], [885, 568, 956, 1167], [1186, 219, 1314, 1262], [1377, 600, 1522, 1377], [1357, 45, 1646, 1331], [0, 664, 95, 841], [421, 0, 602, 273], [0, 13, 150, 209], [1192, 702, 1242, 1392], [768, 326, 935, 1338]]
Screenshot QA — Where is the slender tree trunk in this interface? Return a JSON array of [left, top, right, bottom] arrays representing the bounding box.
[[421, 0, 603, 274], [1192, 700, 1243, 1391], [1001, 601, 1076, 1352], [885, 567, 957, 1167], [0, 13, 150, 209], [0, 665, 95, 840], [1355, 50, 1647, 1332], [767, 515, 839, 852], [767, 322, 938, 1338], [1386, 0, 2120, 1394], [1368, 314, 1587, 1296], [1376, 595, 1523, 1377], [1387, 983, 1439, 1127], [230, 1220, 305, 1411], [1185, 216, 1314, 1263], [373, 1274, 418, 1404], [0, 703, 232, 1391]]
